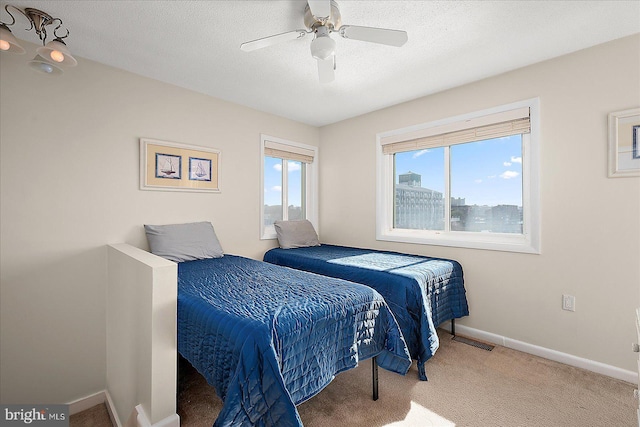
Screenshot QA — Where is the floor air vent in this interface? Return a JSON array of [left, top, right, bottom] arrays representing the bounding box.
[[452, 335, 495, 351]]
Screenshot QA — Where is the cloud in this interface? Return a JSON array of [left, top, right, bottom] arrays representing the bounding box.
[[474, 179, 483, 184], [272, 185, 282, 192], [500, 171, 520, 180], [510, 156, 522, 164], [503, 161, 512, 166], [273, 162, 301, 172], [488, 175, 497, 179], [288, 162, 301, 172], [412, 149, 430, 159]]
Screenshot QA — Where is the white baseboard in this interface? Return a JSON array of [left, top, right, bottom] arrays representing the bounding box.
[[67, 389, 122, 427], [67, 390, 106, 415], [133, 405, 180, 427], [67, 391, 178, 427], [105, 390, 123, 427], [445, 321, 637, 384]]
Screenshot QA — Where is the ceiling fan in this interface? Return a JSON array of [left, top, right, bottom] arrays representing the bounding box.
[[240, 0, 408, 84]]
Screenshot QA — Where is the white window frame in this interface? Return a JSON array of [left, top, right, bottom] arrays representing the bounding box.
[[376, 98, 541, 254], [260, 134, 318, 240]]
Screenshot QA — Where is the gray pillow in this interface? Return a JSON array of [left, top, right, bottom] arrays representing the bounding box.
[[144, 221, 224, 262], [274, 220, 320, 249]]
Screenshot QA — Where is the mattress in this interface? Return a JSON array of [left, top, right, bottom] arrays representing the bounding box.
[[264, 244, 469, 380], [177, 255, 412, 427]]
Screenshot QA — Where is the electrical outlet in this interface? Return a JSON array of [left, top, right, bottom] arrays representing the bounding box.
[[562, 294, 575, 312]]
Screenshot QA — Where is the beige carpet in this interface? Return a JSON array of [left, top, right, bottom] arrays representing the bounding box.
[[69, 403, 113, 427], [178, 329, 637, 427]]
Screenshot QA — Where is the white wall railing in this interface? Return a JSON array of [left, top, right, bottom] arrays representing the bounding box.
[[106, 244, 179, 427]]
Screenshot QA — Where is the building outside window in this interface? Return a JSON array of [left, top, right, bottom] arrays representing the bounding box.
[[394, 170, 445, 230]]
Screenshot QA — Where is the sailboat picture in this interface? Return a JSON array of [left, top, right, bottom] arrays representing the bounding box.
[[189, 157, 212, 181], [142, 138, 219, 191], [155, 153, 182, 179]]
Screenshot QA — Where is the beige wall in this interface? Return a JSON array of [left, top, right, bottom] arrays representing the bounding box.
[[0, 43, 319, 404], [319, 34, 640, 372]]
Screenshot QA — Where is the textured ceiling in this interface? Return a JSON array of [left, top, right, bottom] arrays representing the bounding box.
[[3, 1, 639, 126]]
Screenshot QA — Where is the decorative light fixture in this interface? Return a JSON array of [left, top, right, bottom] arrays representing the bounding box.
[[0, 4, 77, 74]]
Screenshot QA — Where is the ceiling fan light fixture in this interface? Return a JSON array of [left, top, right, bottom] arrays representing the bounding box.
[[0, 23, 25, 54], [310, 26, 335, 60], [310, 35, 335, 60]]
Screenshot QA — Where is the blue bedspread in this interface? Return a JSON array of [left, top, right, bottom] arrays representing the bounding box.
[[177, 255, 411, 427], [263, 245, 469, 380]]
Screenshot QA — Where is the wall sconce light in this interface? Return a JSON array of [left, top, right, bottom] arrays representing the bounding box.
[[0, 4, 77, 75]]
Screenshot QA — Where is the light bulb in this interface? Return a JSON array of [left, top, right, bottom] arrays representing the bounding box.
[[40, 63, 54, 73], [50, 50, 65, 62], [0, 39, 10, 51]]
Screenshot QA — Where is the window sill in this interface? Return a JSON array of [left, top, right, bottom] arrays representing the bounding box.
[[377, 229, 540, 254]]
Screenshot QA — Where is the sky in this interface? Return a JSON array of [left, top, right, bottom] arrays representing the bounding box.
[[395, 135, 523, 206], [264, 157, 303, 207]]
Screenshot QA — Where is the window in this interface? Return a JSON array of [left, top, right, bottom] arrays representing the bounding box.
[[261, 135, 318, 239], [377, 99, 540, 253]]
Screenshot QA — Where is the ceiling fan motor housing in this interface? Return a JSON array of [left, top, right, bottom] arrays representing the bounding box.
[[304, 0, 342, 31]]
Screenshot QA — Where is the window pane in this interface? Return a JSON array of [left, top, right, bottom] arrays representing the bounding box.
[[264, 157, 283, 228], [287, 161, 305, 220], [450, 136, 523, 233], [394, 148, 445, 230]]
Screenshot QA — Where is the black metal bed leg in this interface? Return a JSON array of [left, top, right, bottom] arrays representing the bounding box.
[[451, 318, 456, 337], [372, 356, 379, 401]]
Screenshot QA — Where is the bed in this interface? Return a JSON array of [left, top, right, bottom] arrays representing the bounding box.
[[264, 241, 469, 381], [146, 220, 413, 427]]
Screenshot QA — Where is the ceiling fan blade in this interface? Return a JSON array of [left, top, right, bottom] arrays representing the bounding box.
[[317, 56, 335, 84], [240, 30, 309, 52], [338, 25, 408, 47], [308, 0, 332, 20]]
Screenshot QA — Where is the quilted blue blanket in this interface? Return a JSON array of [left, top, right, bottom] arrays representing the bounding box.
[[263, 245, 469, 380], [177, 255, 411, 427]]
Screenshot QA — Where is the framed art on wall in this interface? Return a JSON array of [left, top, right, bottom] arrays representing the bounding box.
[[155, 153, 182, 179], [140, 138, 221, 192], [608, 108, 640, 178]]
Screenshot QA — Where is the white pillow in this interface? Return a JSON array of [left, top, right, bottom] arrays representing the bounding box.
[[274, 220, 320, 249], [144, 221, 224, 262]]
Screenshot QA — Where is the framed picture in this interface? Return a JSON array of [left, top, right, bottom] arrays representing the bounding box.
[[155, 153, 182, 179], [189, 157, 212, 181], [608, 108, 640, 178], [140, 138, 221, 192]]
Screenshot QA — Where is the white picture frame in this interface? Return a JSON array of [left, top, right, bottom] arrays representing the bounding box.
[[608, 108, 640, 178], [140, 138, 221, 192]]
